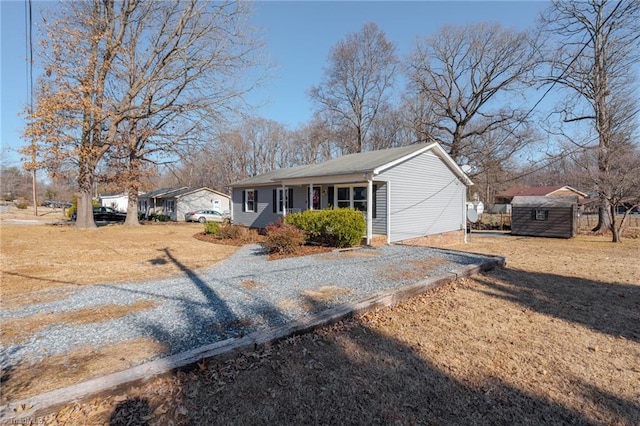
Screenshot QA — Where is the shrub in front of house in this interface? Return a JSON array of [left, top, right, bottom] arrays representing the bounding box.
[[217, 223, 260, 243], [285, 208, 366, 248], [283, 209, 324, 241], [263, 220, 306, 254], [204, 221, 221, 235]]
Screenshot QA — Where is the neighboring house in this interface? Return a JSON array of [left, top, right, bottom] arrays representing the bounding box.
[[511, 195, 578, 239], [229, 142, 474, 245], [139, 187, 231, 221], [494, 185, 587, 205], [99, 192, 130, 213]]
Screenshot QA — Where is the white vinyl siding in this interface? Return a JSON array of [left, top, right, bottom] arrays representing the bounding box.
[[378, 152, 465, 242], [371, 182, 387, 235]]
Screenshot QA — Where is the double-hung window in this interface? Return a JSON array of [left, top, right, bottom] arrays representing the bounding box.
[[243, 189, 257, 212]]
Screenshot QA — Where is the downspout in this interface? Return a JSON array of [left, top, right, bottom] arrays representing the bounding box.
[[463, 185, 468, 244]]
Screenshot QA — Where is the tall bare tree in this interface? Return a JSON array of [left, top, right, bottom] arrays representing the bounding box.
[[541, 0, 640, 238], [309, 22, 398, 154], [406, 22, 539, 164], [22, 0, 262, 228], [23, 1, 134, 228]]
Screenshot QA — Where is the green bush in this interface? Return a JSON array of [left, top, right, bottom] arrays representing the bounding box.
[[67, 195, 100, 219], [148, 213, 171, 222], [285, 208, 366, 248], [263, 221, 306, 254], [204, 221, 221, 235]]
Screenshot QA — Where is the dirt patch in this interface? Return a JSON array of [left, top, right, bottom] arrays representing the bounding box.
[[1, 301, 159, 346], [300, 285, 352, 312], [240, 280, 263, 289], [1, 338, 166, 404], [32, 234, 640, 425], [380, 257, 451, 280]]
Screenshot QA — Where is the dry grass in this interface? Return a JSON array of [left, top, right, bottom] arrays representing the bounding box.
[[1, 338, 166, 404], [0, 220, 237, 299], [32, 233, 640, 425], [1, 301, 159, 346]]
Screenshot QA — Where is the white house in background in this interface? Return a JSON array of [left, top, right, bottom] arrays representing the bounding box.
[[229, 142, 474, 245], [138, 187, 231, 221], [99, 192, 130, 212]]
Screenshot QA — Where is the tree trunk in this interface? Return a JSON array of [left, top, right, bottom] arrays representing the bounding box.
[[124, 154, 141, 226], [124, 190, 140, 226], [591, 204, 611, 234], [609, 203, 620, 243], [74, 161, 97, 229]]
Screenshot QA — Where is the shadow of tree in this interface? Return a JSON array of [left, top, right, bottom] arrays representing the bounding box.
[[472, 268, 640, 343], [130, 248, 289, 354], [30, 245, 622, 424], [169, 318, 636, 425], [109, 397, 150, 426]]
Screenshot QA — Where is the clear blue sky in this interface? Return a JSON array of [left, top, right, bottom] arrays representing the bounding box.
[[1, 1, 549, 167]]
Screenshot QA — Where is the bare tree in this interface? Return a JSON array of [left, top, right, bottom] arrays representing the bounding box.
[[108, 1, 262, 225], [309, 22, 398, 154], [22, 0, 263, 228], [283, 116, 336, 165], [23, 1, 134, 228], [541, 0, 640, 238], [406, 22, 539, 164], [570, 140, 640, 242]]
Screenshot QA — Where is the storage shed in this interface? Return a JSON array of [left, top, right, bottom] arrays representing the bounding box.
[[511, 196, 578, 238]]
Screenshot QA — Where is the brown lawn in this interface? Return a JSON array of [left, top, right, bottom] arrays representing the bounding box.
[[0, 209, 237, 302], [2, 207, 639, 424]]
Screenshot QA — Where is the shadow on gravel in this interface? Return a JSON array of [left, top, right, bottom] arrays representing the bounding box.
[[135, 248, 288, 353], [473, 268, 640, 343]]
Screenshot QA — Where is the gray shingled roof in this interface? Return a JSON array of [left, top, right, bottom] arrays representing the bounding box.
[[231, 143, 457, 187]]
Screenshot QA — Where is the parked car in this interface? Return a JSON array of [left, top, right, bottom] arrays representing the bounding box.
[[72, 206, 127, 222], [185, 210, 225, 223]]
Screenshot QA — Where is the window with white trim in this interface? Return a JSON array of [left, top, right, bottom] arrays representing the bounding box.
[[165, 200, 175, 213], [335, 185, 368, 213], [243, 189, 257, 212], [533, 209, 548, 221]]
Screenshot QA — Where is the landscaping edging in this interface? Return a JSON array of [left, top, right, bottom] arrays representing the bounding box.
[[1, 255, 505, 422]]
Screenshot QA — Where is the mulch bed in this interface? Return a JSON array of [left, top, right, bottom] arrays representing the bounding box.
[[192, 233, 334, 260]]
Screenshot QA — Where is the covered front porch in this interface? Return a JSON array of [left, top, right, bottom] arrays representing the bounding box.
[[275, 175, 388, 245]]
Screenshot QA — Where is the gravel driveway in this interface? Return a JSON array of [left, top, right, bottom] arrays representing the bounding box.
[[1, 244, 493, 370]]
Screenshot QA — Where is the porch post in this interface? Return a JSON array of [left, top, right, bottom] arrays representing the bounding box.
[[309, 183, 314, 210], [282, 183, 287, 217], [366, 178, 373, 245]]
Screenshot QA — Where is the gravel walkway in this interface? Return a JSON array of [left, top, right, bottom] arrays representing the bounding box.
[[1, 244, 492, 371]]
